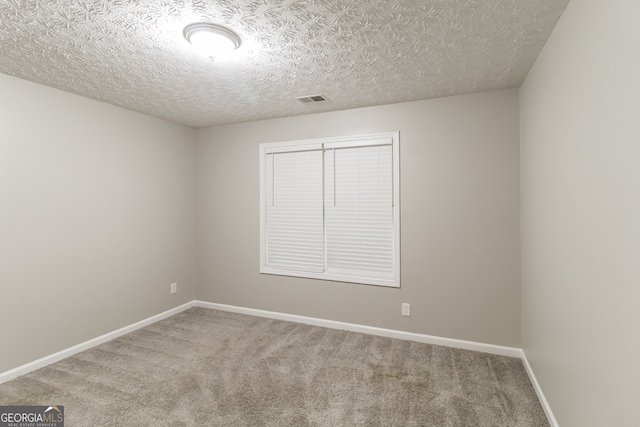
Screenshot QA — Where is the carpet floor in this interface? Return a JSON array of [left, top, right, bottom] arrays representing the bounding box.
[[0, 307, 549, 426]]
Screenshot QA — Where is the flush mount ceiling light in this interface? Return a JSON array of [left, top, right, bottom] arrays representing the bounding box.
[[183, 22, 241, 59]]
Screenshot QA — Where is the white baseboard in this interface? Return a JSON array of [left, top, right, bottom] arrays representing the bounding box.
[[520, 349, 559, 427], [194, 300, 522, 358], [0, 301, 195, 385]]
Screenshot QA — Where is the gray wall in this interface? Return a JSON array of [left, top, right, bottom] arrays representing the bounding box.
[[196, 89, 521, 347], [0, 74, 196, 373], [520, 0, 640, 425]]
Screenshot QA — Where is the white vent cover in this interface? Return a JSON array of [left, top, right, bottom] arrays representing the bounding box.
[[296, 94, 328, 103]]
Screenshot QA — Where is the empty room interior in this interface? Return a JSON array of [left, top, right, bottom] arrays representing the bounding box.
[[0, 0, 638, 425]]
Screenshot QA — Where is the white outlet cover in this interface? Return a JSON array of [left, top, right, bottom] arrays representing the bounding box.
[[402, 303, 410, 316]]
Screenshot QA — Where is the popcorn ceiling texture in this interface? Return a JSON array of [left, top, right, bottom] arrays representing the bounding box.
[[0, 0, 568, 128]]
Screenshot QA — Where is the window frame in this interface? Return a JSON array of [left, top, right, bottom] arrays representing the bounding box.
[[259, 131, 400, 288]]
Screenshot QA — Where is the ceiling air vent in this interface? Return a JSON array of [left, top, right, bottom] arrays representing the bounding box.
[[296, 94, 328, 104]]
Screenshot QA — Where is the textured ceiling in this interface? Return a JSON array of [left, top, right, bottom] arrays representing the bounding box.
[[0, 0, 569, 128]]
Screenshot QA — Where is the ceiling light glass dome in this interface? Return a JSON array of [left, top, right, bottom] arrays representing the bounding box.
[[184, 23, 241, 59]]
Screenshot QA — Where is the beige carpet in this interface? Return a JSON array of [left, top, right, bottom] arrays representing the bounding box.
[[0, 307, 549, 426]]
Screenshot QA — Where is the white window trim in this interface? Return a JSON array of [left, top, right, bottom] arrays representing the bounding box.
[[259, 132, 400, 288]]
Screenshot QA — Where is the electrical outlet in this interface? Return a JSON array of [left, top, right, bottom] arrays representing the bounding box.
[[402, 303, 410, 317], [170, 283, 177, 294]]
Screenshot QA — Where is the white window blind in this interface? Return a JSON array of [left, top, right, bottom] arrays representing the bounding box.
[[264, 149, 324, 273], [260, 132, 399, 287], [324, 143, 394, 280]]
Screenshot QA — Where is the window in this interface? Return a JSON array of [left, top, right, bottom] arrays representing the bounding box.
[[259, 132, 400, 287]]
